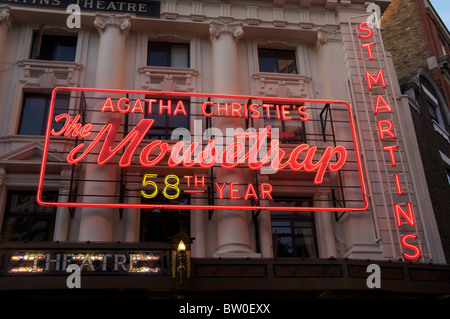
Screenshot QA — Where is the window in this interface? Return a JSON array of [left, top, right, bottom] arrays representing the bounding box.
[[147, 42, 190, 68], [258, 48, 298, 74], [140, 196, 190, 242], [30, 32, 77, 62], [439, 36, 447, 56], [426, 93, 442, 124], [144, 98, 190, 140], [18, 93, 70, 136], [422, 81, 446, 127], [264, 104, 306, 144], [271, 198, 318, 258], [446, 165, 450, 185], [1, 191, 58, 242], [440, 151, 450, 185]]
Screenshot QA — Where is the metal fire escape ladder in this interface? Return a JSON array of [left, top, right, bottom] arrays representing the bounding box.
[[319, 103, 348, 221]]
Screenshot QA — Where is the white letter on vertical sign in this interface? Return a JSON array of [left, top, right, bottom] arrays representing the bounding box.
[[66, 264, 81, 289], [366, 4, 381, 29], [66, 4, 81, 29], [366, 264, 381, 289]]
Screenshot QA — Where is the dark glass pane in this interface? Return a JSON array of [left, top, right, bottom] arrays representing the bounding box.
[[145, 99, 190, 140], [147, 42, 189, 68], [52, 95, 70, 132], [140, 197, 189, 242], [270, 198, 317, 258], [3, 217, 52, 242], [145, 112, 167, 139], [427, 100, 439, 122], [30, 218, 51, 242], [3, 217, 28, 242], [258, 49, 277, 73], [36, 35, 57, 60], [34, 35, 77, 62], [148, 42, 170, 67], [18, 95, 48, 135], [264, 106, 306, 144], [54, 37, 77, 62], [6, 191, 57, 214], [2, 191, 57, 242], [169, 115, 189, 134], [171, 44, 189, 68], [258, 49, 298, 74], [276, 50, 297, 74], [276, 236, 294, 257], [19, 94, 70, 136]]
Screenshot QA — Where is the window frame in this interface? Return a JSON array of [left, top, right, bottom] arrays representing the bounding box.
[[139, 195, 190, 243], [439, 151, 450, 185], [270, 197, 318, 258], [17, 92, 70, 136], [30, 30, 78, 62], [147, 41, 190, 68], [1, 190, 58, 242], [263, 102, 307, 144], [144, 97, 190, 141], [423, 85, 444, 125], [258, 48, 298, 74]]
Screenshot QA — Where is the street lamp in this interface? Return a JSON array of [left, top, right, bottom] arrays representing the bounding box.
[[177, 240, 186, 286], [170, 233, 193, 289]]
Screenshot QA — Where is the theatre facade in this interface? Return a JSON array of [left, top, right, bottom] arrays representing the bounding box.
[[0, 0, 449, 298]]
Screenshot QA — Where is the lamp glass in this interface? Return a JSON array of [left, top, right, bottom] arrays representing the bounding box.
[[177, 240, 186, 252]]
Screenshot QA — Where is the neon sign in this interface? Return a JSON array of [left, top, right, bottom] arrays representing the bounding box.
[[357, 22, 421, 260], [6, 250, 166, 274], [37, 87, 368, 212]]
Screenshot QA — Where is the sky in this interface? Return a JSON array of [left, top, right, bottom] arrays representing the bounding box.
[[429, 0, 450, 30]]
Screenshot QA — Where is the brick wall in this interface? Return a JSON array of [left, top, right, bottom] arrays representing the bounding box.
[[382, 0, 450, 263], [409, 84, 450, 263], [381, 0, 432, 84]]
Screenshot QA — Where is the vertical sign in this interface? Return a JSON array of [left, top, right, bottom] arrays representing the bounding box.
[[353, 15, 422, 260]]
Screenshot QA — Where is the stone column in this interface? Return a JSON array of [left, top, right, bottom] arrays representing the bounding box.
[[209, 20, 257, 257], [314, 186, 337, 258], [0, 6, 11, 71], [0, 168, 6, 239], [53, 169, 72, 241], [78, 14, 130, 242], [124, 171, 140, 242]]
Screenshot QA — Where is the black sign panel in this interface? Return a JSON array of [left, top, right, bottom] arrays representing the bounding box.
[[1, 0, 161, 17]]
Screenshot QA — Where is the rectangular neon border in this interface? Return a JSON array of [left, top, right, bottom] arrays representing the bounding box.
[[37, 87, 368, 212]]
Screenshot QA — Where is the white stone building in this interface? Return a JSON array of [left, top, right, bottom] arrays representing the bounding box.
[[0, 0, 449, 298]]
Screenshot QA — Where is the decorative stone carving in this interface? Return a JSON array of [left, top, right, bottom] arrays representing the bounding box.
[[94, 14, 131, 36], [0, 5, 11, 28], [209, 20, 243, 41], [317, 27, 342, 45]]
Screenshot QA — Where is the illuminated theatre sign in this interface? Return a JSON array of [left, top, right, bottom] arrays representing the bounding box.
[[37, 87, 368, 212], [6, 250, 168, 274]]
